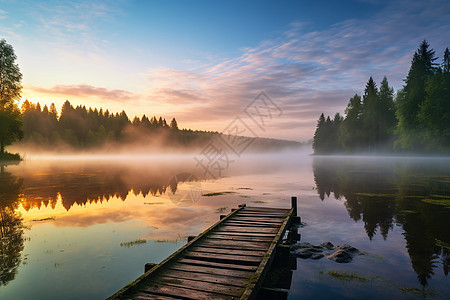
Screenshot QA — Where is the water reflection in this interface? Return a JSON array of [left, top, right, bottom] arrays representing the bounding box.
[[0, 166, 26, 286], [13, 160, 199, 211], [312, 156, 450, 286]]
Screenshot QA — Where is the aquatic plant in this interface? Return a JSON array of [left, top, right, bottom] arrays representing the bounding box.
[[120, 239, 147, 247]]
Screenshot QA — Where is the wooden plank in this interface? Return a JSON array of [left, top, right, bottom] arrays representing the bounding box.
[[197, 239, 270, 250], [154, 276, 244, 297], [226, 220, 280, 227], [169, 263, 253, 278], [190, 246, 266, 257], [198, 241, 269, 252], [241, 207, 289, 213], [229, 218, 284, 225], [139, 284, 231, 300], [133, 293, 178, 299], [233, 212, 287, 218], [185, 251, 262, 265], [206, 233, 274, 242], [162, 269, 248, 287], [217, 225, 279, 233], [177, 258, 258, 271], [228, 215, 284, 223], [232, 216, 285, 222], [234, 216, 285, 220], [212, 230, 276, 238]]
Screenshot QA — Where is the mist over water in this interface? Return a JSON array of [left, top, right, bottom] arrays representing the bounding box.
[[0, 150, 449, 299]]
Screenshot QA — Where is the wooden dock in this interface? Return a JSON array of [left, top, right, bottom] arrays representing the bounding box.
[[108, 198, 299, 300]]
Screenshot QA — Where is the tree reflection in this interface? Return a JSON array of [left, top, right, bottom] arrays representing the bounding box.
[[0, 166, 25, 286], [313, 157, 450, 286], [16, 163, 198, 211]]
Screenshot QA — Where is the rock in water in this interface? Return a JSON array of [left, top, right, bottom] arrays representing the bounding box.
[[311, 253, 324, 260], [320, 242, 334, 250], [327, 250, 353, 263], [335, 244, 359, 254], [290, 241, 363, 263]]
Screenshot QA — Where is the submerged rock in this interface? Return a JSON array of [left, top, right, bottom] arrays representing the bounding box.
[[327, 250, 353, 263], [320, 242, 334, 250], [290, 241, 362, 263], [311, 253, 324, 260], [335, 244, 359, 254]]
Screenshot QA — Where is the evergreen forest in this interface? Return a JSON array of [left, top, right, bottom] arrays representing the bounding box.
[[313, 40, 450, 154]]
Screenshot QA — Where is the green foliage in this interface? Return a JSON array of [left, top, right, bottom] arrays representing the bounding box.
[[395, 40, 439, 151], [0, 107, 23, 154], [0, 39, 22, 109], [417, 68, 450, 151], [340, 94, 363, 151], [0, 39, 24, 155], [18, 99, 238, 150], [313, 40, 449, 154]]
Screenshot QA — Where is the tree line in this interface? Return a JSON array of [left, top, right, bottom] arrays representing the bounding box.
[[0, 38, 299, 156], [19, 99, 206, 149], [313, 40, 450, 154]]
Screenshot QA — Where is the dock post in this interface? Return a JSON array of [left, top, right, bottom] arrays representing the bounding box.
[[144, 263, 157, 273], [291, 196, 297, 216]]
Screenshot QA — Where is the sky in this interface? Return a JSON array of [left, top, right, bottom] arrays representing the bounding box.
[[1, 0, 449, 142]]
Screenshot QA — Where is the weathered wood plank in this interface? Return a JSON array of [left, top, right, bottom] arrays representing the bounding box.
[[177, 258, 258, 271], [241, 207, 289, 212], [217, 225, 279, 233], [168, 263, 254, 278], [197, 239, 270, 250], [133, 293, 178, 299], [198, 241, 269, 251], [139, 284, 231, 300], [225, 220, 280, 227], [162, 269, 248, 287], [231, 216, 285, 223], [235, 211, 288, 217], [206, 233, 274, 242], [227, 219, 283, 226], [154, 276, 244, 297], [211, 230, 276, 238], [185, 251, 262, 265], [190, 246, 266, 257]]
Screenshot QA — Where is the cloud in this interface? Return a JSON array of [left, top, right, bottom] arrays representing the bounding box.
[[29, 84, 134, 102], [17, 0, 450, 141], [138, 0, 450, 141]]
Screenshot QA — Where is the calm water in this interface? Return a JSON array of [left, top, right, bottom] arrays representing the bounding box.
[[0, 152, 449, 299]]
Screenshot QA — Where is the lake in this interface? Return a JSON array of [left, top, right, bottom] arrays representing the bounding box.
[[0, 151, 449, 299]]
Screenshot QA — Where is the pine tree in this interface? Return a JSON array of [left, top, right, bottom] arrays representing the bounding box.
[[361, 77, 379, 150], [443, 47, 450, 73], [395, 40, 438, 150], [378, 77, 397, 149], [417, 48, 450, 152], [170, 118, 178, 130], [312, 113, 326, 154], [340, 94, 363, 151]]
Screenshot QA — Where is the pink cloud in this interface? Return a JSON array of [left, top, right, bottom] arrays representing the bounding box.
[[29, 84, 134, 101]]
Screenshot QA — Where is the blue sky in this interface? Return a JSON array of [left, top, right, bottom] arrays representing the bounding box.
[[1, 0, 449, 141]]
